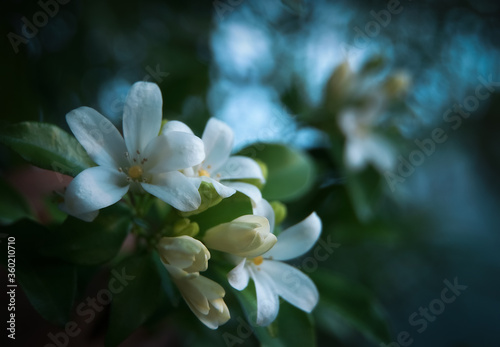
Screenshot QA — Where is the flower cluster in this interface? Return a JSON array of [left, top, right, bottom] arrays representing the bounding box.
[[63, 81, 322, 329]]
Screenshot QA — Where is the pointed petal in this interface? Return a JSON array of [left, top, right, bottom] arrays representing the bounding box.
[[217, 156, 264, 181], [123, 82, 163, 154], [250, 267, 279, 326], [66, 107, 127, 168], [223, 181, 262, 203], [142, 171, 201, 211], [253, 199, 275, 232], [261, 260, 319, 313], [161, 120, 194, 135], [228, 258, 250, 290], [202, 118, 234, 171], [64, 166, 129, 215], [264, 213, 321, 260], [203, 177, 236, 199], [144, 132, 205, 173]]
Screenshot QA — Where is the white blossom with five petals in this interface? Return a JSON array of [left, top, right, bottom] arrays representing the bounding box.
[[62, 82, 205, 221], [227, 202, 322, 326], [161, 118, 265, 204]]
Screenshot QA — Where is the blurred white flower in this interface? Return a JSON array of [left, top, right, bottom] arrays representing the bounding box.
[[338, 98, 395, 172], [62, 82, 205, 221], [227, 210, 322, 326], [203, 215, 276, 258], [162, 118, 265, 203], [157, 236, 210, 274], [163, 263, 230, 329]]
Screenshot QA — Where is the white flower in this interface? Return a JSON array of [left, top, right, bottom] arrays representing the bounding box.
[[162, 118, 265, 203], [338, 98, 395, 172], [157, 236, 210, 273], [164, 264, 230, 329], [63, 82, 205, 221], [227, 210, 321, 326], [203, 215, 276, 258]]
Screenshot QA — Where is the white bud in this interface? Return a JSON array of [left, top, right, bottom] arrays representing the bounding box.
[[203, 215, 277, 258], [158, 235, 210, 273], [164, 264, 230, 329]]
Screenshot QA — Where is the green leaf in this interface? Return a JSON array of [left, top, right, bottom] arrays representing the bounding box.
[[274, 302, 316, 347], [345, 166, 382, 222], [190, 192, 253, 232], [1, 220, 77, 326], [105, 253, 166, 347], [41, 204, 132, 265], [310, 270, 391, 344], [232, 283, 316, 347], [16, 258, 77, 326], [0, 179, 33, 225], [0, 122, 94, 177], [152, 251, 179, 306], [233, 283, 284, 347], [241, 144, 316, 202]]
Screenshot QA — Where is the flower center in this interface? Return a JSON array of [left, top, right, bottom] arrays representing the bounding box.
[[252, 256, 264, 266], [198, 169, 210, 177], [128, 165, 143, 179]]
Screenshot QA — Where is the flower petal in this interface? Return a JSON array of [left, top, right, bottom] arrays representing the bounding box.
[[250, 267, 280, 326], [123, 82, 163, 154], [203, 177, 236, 199], [264, 212, 321, 260], [161, 120, 194, 135], [253, 199, 275, 232], [202, 118, 234, 172], [261, 260, 319, 313], [144, 131, 205, 173], [142, 171, 201, 211], [223, 181, 262, 203], [64, 166, 129, 215], [66, 107, 127, 168], [228, 258, 250, 290], [217, 156, 264, 181]]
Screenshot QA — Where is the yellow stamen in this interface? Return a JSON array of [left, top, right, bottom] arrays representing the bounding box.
[[252, 256, 264, 266], [198, 169, 210, 177], [128, 165, 143, 179]]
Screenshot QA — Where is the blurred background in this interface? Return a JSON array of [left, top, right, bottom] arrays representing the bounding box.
[[1, 0, 500, 346]]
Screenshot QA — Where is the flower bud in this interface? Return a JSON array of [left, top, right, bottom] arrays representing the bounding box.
[[181, 181, 223, 217], [384, 71, 411, 98], [203, 215, 277, 258], [270, 201, 287, 226], [173, 218, 200, 237], [164, 264, 230, 329], [158, 236, 210, 273]]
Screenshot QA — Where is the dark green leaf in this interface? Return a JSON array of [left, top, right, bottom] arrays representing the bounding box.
[[241, 144, 316, 202], [310, 270, 391, 344], [152, 251, 179, 306], [16, 258, 77, 326], [0, 179, 33, 225], [0, 122, 94, 177], [1, 220, 77, 326], [232, 282, 316, 347], [233, 283, 285, 347], [41, 204, 132, 265], [105, 253, 166, 347], [345, 166, 382, 222], [190, 192, 253, 232]]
